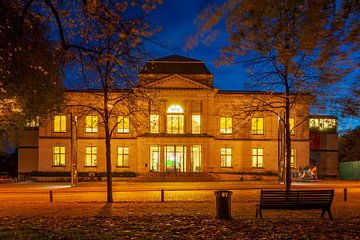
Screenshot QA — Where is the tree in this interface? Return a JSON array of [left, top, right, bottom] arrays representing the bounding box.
[[339, 126, 360, 162], [189, 0, 359, 190], [0, 1, 64, 135], [14, 0, 160, 202]]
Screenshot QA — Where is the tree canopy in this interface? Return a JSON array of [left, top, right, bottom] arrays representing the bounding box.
[[0, 1, 64, 135]]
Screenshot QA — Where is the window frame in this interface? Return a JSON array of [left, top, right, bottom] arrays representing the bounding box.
[[166, 105, 184, 134], [220, 116, 232, 134], [85, 115, 98, 133], [53, 146, 65, 166], [117, 147, 129, 167], [150, 114, 159, 133], [191, 114, 201, 134], [220, 147, 232, 168], [54, 115, 66, 133], [251, 117, 264, 135], [117, 116, 130, 133], [85, 146, 97, 167], [252, 148, 264, 168]]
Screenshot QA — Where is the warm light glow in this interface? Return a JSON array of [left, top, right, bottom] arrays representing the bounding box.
[[309, 118, 337, 131], [220, 116, 232, 134], [54, 115, 66, 133], [192, 115, 201, 134], [117, 116, 130, 133], [167, 105, 184, 134], [191, 145, 202, 172], [86, 115, 98, 133], [150, 114, 159, 133], [221, 147, 232, 167], [252, 148, 263, 168], [85, 146, 97, 166], [149, 145, 160, 172], [53, 146, 65, 166], [290, 118, 295, 135], [251, 117, 264, 135], [117, 147, 129, 167]]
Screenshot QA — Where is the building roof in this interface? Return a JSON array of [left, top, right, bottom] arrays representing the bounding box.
[[139, 54, 211, 74]]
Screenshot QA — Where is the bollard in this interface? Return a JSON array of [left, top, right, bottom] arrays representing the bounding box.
[[50, 190, 53, 203], [161, 189, 164, 202], [344, 188, 347, 201]]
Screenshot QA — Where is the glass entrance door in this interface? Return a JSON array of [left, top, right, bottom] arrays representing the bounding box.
[[165, 145, 186, 172]]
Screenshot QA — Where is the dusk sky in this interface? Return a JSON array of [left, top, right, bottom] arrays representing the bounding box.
[[143, 0, 359, 130]]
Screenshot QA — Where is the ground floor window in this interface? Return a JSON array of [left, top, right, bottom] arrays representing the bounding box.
[[149, 145, 160, 172], [85, 146, 97, 167], [165, 145, 186, 172], [221, 147, 232, 167], [53, 146, 65, 166], [117, 147, 129, 167], [191, 145, 202, 172], [252, 148, 264, 168], [290, 148, 296, 168]]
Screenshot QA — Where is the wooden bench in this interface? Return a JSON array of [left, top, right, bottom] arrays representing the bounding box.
[[255, 189, 334, 221]]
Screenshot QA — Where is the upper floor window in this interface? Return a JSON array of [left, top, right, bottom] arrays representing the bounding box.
[[150, 114, 159, 133], [25, 117, 39, 128], [86, 115, 98, 133], [85, 146, 97, 167], [290, 148, 296, 168], [252, 148, 264, 168], [289, 118, 295, 135], [117, 147, 129, 167], [54, 115, 66, 133], [167, 105, 184, 134], [53, 146, 65, 166], [220, 117, 232, 134], [251, 117, 264, 135], [220, 147, 232, 167], [192, 115, 201, 134], [117, 116, 130, 133]]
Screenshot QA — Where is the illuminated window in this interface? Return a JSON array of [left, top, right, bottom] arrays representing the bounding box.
[[85, 146, 97, 166], [251, 118, 264, 135], [291, 149, 296, 168], [167, 105, 184, 134], [309, 118, 337, 131], [252, 148, 264, 168], [220, 117, 232, 134], [149, 145, 160, 172], [25, 117, 39, 128], [150, 114, 159, 133], [289, 118, 295, 135], [86, 116, 98, 133], [221, 147, 232, 167], [192, 115, 201, 134], [53, 146, 65, 166], [191, 145, 202, 172], [117, 147, 129, 167], [117, 116, 129, 133], [54, 115, 66, 133]]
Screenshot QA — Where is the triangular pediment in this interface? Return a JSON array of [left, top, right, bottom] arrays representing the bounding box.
[[145, 74, 211, 89]]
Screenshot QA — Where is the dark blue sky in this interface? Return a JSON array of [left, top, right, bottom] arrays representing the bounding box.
[[144, 0, 359, 130], [144, 0, 247, 90]]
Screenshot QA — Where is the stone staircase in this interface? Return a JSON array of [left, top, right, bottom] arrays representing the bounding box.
[[132, 172, 218, 182]]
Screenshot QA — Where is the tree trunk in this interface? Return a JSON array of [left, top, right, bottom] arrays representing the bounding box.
[[105, 120, 113, 203]]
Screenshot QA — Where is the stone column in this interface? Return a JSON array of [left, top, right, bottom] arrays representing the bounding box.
[[160, 145, 165, 172], [185, 100, 191, 134]]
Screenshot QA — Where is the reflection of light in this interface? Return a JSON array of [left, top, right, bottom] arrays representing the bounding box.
[[37, 184, 71, 189]]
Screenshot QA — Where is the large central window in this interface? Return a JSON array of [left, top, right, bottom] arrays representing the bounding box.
[[167, 105, 184, 134]]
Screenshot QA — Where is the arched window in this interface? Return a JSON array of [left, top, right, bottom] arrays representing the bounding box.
[[167, 105, 184, 134]]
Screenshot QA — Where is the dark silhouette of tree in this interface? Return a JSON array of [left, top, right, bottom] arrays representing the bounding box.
[[189, 0, 359, 190], [0, 1, 64, 135], [12, 0, 161, 202]]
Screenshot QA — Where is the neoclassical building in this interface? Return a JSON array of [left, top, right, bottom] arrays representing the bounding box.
[[18, 55, 310, 179]]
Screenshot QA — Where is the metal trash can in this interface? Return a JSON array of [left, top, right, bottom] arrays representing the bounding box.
[[214, 190, 233, 220]]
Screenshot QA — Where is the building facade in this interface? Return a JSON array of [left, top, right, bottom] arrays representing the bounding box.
[[18, 55, 311, 179]]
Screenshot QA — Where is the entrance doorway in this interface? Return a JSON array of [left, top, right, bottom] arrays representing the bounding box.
[[165, 145, 186, 172]]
